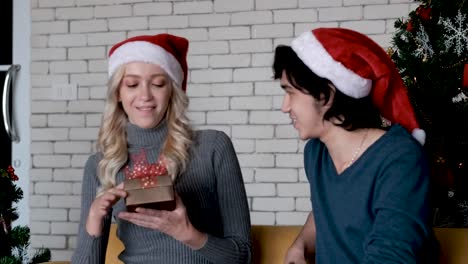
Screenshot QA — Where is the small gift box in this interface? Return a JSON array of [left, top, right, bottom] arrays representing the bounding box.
[[123, 151, 176, 211], [124, 175, 175, 211]]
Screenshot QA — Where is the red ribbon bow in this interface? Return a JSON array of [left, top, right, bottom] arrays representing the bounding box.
[[124, 149, 168, 188]]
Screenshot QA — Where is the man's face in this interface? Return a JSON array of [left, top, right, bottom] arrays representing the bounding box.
[[280, 71, 327, 140]]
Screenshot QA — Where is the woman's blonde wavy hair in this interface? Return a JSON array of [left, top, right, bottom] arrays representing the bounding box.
[[96, 65, 193, 194]]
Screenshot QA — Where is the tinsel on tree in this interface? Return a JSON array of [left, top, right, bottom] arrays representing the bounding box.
[[0, 166, 51, 264], [391, 0, 468, 227]]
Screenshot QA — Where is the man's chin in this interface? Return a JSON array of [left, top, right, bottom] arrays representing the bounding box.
[[297, 131, 308, 141]]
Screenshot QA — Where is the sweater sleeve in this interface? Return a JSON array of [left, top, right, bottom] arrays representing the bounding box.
[[195, 131, 252, 264], [71, 154, 112, 264], [363, 145, 431, 263]]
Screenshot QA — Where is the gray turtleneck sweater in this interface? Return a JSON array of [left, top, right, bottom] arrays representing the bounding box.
[[71, 122, 252, 264]]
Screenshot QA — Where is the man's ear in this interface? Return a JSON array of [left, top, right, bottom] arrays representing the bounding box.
[[323, 83, 336, 109], [325, 94, 334, 109]]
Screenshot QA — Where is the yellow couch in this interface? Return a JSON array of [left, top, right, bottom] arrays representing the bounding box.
[[42, 225, 468, 264]]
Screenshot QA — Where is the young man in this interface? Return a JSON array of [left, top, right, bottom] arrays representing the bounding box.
[[273, 28, 436, 263]]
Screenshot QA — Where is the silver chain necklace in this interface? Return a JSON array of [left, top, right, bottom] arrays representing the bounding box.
[[344, 128, 369, 169]]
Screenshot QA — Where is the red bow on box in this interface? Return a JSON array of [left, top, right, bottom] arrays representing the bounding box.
[[124, 149, 168, 188]]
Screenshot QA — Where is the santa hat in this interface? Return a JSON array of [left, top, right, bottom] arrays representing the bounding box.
[[291, 28, 425, 145], [108, 34, 188, 92]]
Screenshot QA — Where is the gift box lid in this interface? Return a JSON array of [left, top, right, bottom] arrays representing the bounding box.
[[124, 174, 173, 190]]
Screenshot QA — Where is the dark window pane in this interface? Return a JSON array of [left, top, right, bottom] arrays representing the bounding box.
[[0, 0, 13, 65], [0, 72, 12, 168]]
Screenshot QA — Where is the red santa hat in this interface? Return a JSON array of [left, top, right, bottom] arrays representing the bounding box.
[[108, 34, 188, 92], [291, 27, 425, 145]]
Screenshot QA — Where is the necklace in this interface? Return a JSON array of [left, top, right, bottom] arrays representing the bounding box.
[[344, 128, 369, 169]]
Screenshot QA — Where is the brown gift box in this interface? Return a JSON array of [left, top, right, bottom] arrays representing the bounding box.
[[124, 175, 176, 211]]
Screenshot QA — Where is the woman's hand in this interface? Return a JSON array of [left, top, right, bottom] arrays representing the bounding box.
[[118, 193, 208, 249], [86, 183, 127, 236]]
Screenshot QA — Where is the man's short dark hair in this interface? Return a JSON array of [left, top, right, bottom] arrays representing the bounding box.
[[273, 45, 383, 131]]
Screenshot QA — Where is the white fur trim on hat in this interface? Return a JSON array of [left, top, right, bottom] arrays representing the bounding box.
[[108, 41, 184, 87], [412, 128, 426, 145], [291, 31, 372, 99]]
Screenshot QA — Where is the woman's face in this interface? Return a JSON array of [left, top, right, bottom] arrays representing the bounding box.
[[280, 71, 327, 140], [118, 62, 172, 129]]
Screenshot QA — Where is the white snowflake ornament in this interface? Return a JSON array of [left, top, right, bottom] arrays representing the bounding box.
[[439, 10, 468, 56], [413, 25, 434, 60], [452, 89, 468, 103]]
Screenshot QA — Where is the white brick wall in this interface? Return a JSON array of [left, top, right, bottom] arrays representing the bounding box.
[[29, 0, 413, 260]]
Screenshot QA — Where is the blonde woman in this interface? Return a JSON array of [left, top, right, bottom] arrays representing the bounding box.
[[71, 34, 251, 264]]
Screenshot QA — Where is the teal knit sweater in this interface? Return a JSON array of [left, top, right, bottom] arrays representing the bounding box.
[[306, 125, 435, 263]]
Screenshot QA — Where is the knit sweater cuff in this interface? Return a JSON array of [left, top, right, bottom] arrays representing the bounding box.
[[72, 232, 105, 263], [83, 231, 103, 249], [73, 215, 112, 264], [196, 234, 250, 263]]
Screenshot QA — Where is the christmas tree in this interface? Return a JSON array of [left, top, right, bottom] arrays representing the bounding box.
[[391, 0, 468, 227], [0, 166, 51, 264]]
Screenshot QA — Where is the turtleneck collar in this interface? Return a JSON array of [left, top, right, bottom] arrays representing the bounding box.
[[126, 119, 168, 149]]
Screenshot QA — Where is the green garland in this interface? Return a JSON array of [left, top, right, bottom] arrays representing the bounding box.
[[391, 0, 468, 227], [0, 166, 50, 264], [392, 0, 468, 135]]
